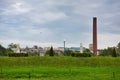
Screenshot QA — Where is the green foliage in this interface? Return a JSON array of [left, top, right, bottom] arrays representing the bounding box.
[[117, 42, 120, 55], [82, 52, 93, 57], [6, 48, 14, 54], [45, 50, 50, 56], [71, 52, 92, 57], [64, 49, 73, 56], [49, 46, 54, 56], [8, 43, 18, 48], [99, 48, 113, 56], [27, 52, 39, 56], [8, 53, 28, 57], [45, 46, 55, 56], [64, 49, 93, 57], [0, 45, 7, 56], [112, 48, 117, 57], [84, 48, 91, 52], [99, 42, 120, 56], [64, 49, 92, 57]]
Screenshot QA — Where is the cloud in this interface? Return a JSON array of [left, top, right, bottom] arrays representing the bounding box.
[[1, 0, 67, 24], [26, 28, 53, 39], [0, 38, 61, 48], [2, 1, 32, 15], [98, 33, 120, 48], [29, 12, 67, 23], [0, 0, 120, 49]]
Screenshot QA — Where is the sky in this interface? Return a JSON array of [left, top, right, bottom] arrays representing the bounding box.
[[0, 0, 120, 49]]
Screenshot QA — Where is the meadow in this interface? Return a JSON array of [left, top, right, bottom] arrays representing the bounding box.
[[0, 56, 120, 80]]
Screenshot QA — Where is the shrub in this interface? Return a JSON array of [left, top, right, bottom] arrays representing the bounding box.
[[0, 45, 7, 56], [71, 52, 92, 57], [45, 46, 55, 56], [82, 52, 92, 57], [64, 49, 73, 56], [112, 48, 117, 57], [8, 53, 28, 57]]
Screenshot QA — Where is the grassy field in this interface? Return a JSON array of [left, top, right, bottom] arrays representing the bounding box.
[[0, 56, 120, 80]]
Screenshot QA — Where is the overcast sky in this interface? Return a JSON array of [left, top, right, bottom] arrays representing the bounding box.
[[0, 0, 120, 49]]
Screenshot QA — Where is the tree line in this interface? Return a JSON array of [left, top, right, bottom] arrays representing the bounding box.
[[99, 42, 120, 57], [0, 42, 120, 57]]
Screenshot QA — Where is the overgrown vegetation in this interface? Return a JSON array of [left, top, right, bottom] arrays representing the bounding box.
[[1, 42, 120, 57], [99, 42, 120, 57], [0, 56, 120, 80], [0, 45, 14, 56], [64, 48, 93, 57], [112, 48, 117, 57], [99, 48, 113, 56], [117, 42, 120, 55], [71, 52, 92, 57], [0, 45, 7, 56], [45, 46, 56, 56], [8, 53, 28, 57]]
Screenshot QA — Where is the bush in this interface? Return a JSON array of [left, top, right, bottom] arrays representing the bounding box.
[[112, 48, 117, 57], [82, 52, 92, 57], [64, 49, 73, 56], [99, 48, 113, 56], [8, 53, 28, 57], [0, 45, 7, 56], [71, 52, 92, 57], [45, 46, 55, 56]]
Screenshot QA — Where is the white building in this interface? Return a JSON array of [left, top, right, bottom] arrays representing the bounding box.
[[89, 44, 93, 53], [11, 44, 20, 53]]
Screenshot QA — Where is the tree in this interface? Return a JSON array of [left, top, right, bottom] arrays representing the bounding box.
[[8, 43, 17, 48], [112, 48, 117, 57], [99, 49, 107, 56], [99, 48, 113, 56], [45, 46, 55, 56], [107, 48, 113, 55], [6, 48, 14, 54], [117, 42, 120, 55], [84, 48, 91, 52], [0, 45, 7, 56], [49, 46, 54, 56], [64, 49, 73, 56]]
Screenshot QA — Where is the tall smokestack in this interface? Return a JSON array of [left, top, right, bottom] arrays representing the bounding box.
[[93, 17, 97, 55]]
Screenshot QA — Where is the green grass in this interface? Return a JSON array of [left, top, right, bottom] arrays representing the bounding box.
[[0, 56, 120, 67], [0, 56, 120, 80]]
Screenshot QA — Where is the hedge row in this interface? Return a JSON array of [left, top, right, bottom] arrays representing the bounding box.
[[71, 52, 92, 57], [8, 53, 28, 57]]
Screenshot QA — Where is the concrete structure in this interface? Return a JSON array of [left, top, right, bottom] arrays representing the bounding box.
[[80, 43, 83, 53], [39, 47, 45, 56], [63, 40, 66, 52], [89, 44, 93, 52], [93, 17, 97, 55]]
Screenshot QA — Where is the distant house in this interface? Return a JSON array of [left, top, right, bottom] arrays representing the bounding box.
[[20, 46, 46, 56], [11, 44, 20, 53]]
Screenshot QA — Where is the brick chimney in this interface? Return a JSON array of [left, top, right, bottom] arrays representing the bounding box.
[[93, 17, 97, 55]]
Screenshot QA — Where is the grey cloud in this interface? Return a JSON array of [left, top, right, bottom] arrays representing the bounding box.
[[0, 0, 120, 48]]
